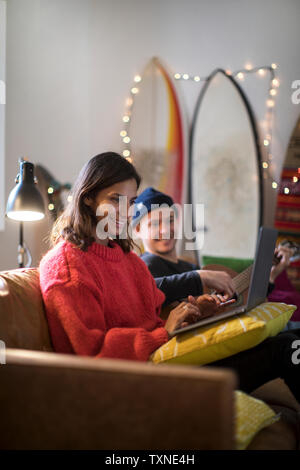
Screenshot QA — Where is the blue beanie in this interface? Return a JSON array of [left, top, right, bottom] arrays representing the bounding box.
[[132, 187, 175, 226]]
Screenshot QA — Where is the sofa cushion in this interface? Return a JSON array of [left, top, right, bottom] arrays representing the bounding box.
[[150, 302, 296, 365], [0, 268, 53, 352]]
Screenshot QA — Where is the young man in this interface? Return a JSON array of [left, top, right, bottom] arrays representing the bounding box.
[[131, 187, 290, 307], [130, 187, 300, 403]]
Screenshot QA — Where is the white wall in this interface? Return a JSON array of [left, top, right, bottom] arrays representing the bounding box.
[[1, 0, 300, 269]]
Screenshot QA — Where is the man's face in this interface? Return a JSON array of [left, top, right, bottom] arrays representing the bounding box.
[[138, 207, 177, 255]]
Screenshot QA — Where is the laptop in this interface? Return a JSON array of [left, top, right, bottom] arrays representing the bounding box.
[[169, 226, 278, 337]]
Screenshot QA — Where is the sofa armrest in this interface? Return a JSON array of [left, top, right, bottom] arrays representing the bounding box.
[[0, 348, 237, 450]]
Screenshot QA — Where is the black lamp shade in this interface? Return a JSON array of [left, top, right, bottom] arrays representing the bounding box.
[[6, 160, 45, 221]]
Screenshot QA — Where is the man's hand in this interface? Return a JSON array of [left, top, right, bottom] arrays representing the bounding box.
[[197, 269, 235, 298], [270, 245, 294, 283]]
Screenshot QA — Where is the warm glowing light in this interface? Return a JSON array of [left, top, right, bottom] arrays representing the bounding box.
[[262, 162, 269, 169], [47, 187, 54, 194], [120, 130, 127, 137], [258, 68, 265, 76], [183, 74, 189, 80], [284, 187, 290, 194], [245, 63, 252, 70], [174, 73, 181, 79], [264, 139, 270, 146], [237, 72, 244, 80], [125, 157, 133, 163], [134, 75, 141, 83], [131, 87, 139, 94], [272, 182, 278, 189], [270, 88, 277, 96], [123, 115, 130, 123], [6, 211, 44, 221], [67, 195, 73, 202], [225, 69, 232, 75], [293, 176, 298, 183], [266, 99, 275, 107], [48, 203, 54, 211], [271, 63, 277, 69], [272, 78, 280, 87], [123, 136, 131, 144], [123, 150, 130, 157], [194, 76, 200, 82], [298, 168, 300, 174], [126, 98, 133, 107]]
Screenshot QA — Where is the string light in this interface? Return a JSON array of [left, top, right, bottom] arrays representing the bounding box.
[[293, 176, 298, 183], [121, 62, 280, 190], [48, 203, 54, 211], [47, 187, 54, 194]]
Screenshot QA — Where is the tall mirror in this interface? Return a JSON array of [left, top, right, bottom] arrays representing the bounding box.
[[190, 69, 263, 271]]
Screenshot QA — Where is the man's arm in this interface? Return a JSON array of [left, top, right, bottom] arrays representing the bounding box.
[[155, 271, 203, 305]]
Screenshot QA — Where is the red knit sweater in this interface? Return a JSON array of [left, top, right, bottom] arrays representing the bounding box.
[[39, 239, 169, 361]]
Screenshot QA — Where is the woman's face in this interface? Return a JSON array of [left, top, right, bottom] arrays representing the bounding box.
[[86, 178, 138, 241]]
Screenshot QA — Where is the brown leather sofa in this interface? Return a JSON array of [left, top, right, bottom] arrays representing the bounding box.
[[0, 267, 299, 450]]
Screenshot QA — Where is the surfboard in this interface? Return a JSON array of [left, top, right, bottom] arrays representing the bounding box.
[[190, 69, 263, 267], [128, 57, 188, 208]]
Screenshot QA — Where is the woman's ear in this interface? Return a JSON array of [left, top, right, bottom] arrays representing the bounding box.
[[84, 197, 92, 207]]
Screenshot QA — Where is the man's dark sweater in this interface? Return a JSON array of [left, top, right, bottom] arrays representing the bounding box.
[[140, 251, 203, 306], [141, 251, 275, 306]]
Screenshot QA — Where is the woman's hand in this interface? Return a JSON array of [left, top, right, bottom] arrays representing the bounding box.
[[188, 293, 236, 319], [164, 301, 202, 337]]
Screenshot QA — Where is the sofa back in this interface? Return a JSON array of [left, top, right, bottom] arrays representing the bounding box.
[[0, 268, 53, 352]]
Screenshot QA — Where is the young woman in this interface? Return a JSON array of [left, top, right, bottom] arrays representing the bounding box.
[[39, 152, 227, 362], [39, 152, 300, 404]]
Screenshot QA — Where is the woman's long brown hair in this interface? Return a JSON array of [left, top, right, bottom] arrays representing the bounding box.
[[50, 152, 141, 253]]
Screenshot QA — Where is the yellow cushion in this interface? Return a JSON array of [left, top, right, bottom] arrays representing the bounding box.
[[150, 302, 296, 365], [235, 390, 280, 450]]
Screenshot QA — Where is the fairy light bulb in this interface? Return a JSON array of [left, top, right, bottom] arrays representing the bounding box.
[[126, 97, 133, 107], [272, 78, 280, 87], [123, 115, 130, 123], [266, 99, 275, 108], [271, 63, 277, 69], [258, 68, 266, 76], [123, 136, 131, 144], [194, 76, 200, 82], [123, 150, 130, 157], [225, 69, 232, 75], [293, 176, 298, 183], [270, 88, 277, 96], [183, 74, 189, 80], [48, 203, 54, 211], [237, 72, 244, 80], [245, 63, 252, 70], [134, 75, 141, 83], [131, 87, 139, 95], [284, 187, 290, 194], [262, 162, 269, 169], [120, 130, 127, 137], [264, 139, 270, 146], [174, 73, 181, 80], [272, 182, 278, 189], [125, 157, 133, 163], [47, 187, 54, 194]]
